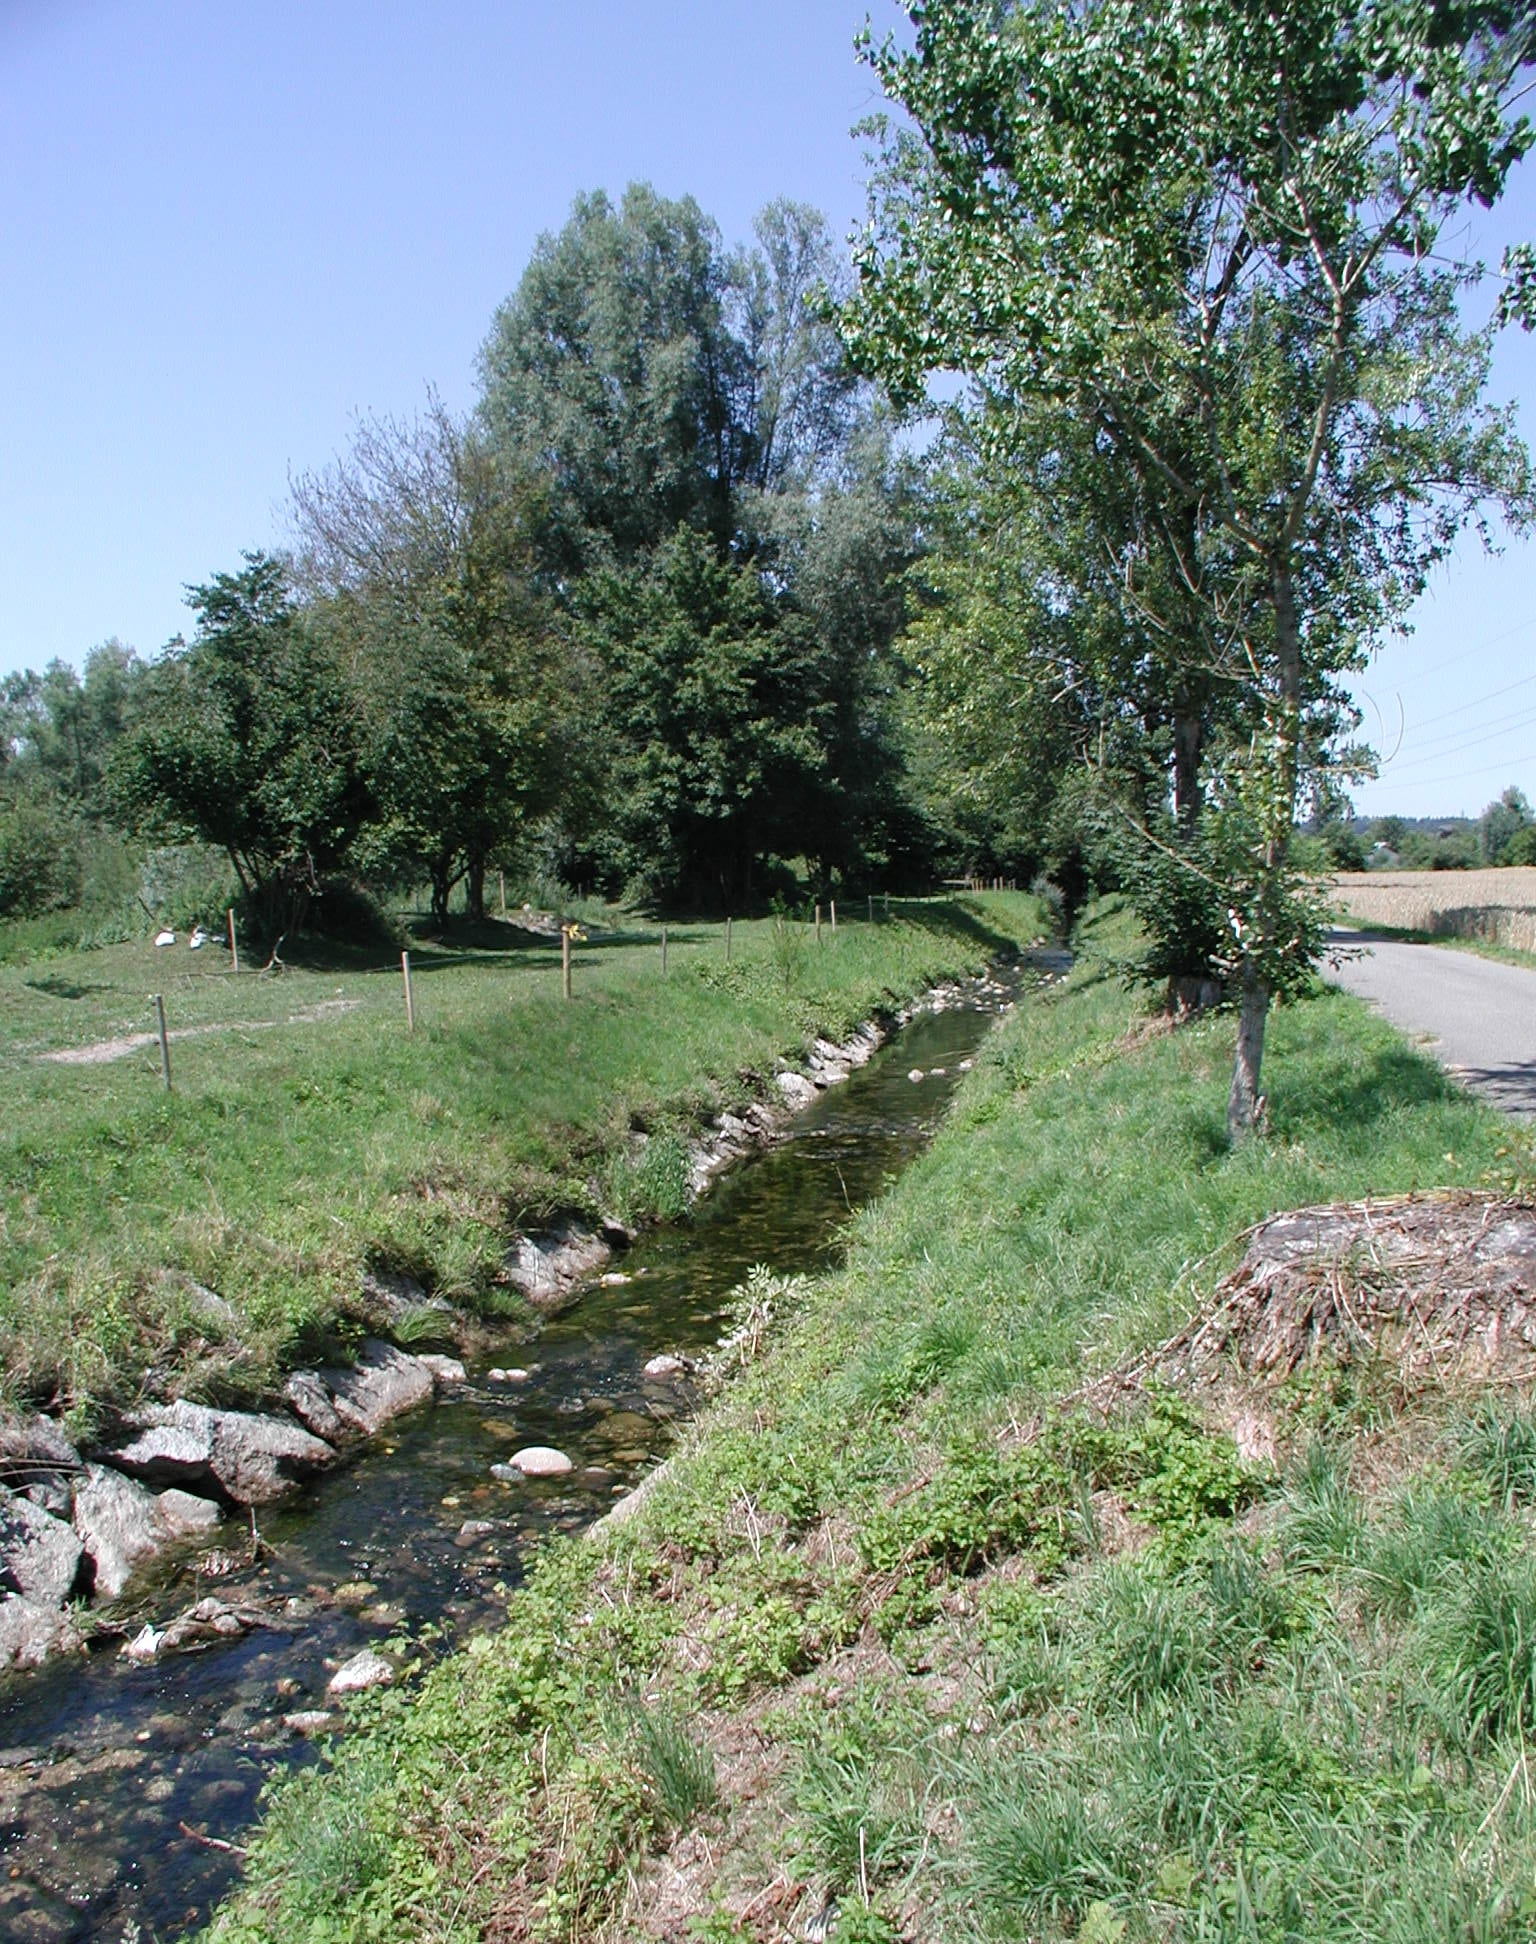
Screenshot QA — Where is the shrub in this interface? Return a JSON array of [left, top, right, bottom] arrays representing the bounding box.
[[0, 794, 81, 917]]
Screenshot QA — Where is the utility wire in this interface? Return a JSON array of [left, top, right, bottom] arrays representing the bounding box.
[[1382, 699, 1536, 774]]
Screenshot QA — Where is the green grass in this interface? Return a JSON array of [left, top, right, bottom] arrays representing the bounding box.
[[0, 895, 1044, 1426], [205, 926, 1536, 1944]]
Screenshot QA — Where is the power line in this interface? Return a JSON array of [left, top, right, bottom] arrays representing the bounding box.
[[1374, 752, 1536, 794], [1385, 681, 1536, 758], [1383, 699, 1536, 774]]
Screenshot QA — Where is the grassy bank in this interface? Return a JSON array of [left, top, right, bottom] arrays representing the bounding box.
[[207, 917, 1536, 1943], [0, 897, 1043, 1428]]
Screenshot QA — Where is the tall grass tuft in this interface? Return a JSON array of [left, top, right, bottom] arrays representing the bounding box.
[[1419, 1552, 1536, 1751], [1457, 1398, 1536, 1508], [626, 1698, 718, 1831], [258, 1758, 392, 1915], [1354, 1484, 1508, 1623], [1282, 1440, 1364, 1572]]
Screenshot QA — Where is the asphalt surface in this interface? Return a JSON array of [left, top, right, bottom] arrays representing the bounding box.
[[1326, 929, 1536, 1118]]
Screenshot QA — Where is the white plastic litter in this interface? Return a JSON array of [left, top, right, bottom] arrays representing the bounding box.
[[154, 929, 175, 948]]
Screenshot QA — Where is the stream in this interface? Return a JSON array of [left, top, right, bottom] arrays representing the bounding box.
[[0, 977, 1015, 1943]]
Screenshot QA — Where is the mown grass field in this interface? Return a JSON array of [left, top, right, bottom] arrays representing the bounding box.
[[0, 897, 1044, 1430], [207, 913, 1536, 1944], [1334, 868, 1536, 959]]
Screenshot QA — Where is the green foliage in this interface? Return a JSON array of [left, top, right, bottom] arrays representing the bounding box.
[[860, 1436, 1078, 1591], [1480, 786, 1532, 865], [1503, 825, 1536, 867], [109, 553, 373, 937], [624, 1697, 718, 1831], [477, 185, 858, 571], [604, 1131, 692, 1225], [0, 789, 81, 918], [1066, 1393, 1264, 1549]]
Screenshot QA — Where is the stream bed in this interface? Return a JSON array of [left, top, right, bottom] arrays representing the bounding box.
[[0, 978, 1015, 1943]]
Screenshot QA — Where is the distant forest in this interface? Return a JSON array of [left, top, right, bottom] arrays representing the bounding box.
[[2, 175, 1533, 968], [0, 189, 978, 945]]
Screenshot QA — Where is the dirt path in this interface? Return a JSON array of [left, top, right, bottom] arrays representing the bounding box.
[[38, 998, 358, 1065]]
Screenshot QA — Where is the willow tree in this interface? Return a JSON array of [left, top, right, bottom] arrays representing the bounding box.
[[842, 0, 1533, 1134]]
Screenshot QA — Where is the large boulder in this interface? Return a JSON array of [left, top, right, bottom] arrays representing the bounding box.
[[324, 1340, 435, 1439], [285, 1341, 437, 1442], [504, 1225, 611, 1310], [0, 1487, 83, 1606], [71, 1466, 167, 1600], [283, 1371, 345, 1443], [107, 1401, 335, 1505], [0, 1592, 81, 1669], [0, 1413, 82, 1486]]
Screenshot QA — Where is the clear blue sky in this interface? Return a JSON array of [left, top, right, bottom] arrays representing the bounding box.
[[1, 0, 1531, 819]]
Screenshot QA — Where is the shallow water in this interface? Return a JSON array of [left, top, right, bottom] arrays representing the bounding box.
[[0, 981, 1013, 1942]]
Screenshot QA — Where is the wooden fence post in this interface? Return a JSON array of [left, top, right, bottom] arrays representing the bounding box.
[[725, 916, 733, 963], [227, 908, 239, 975], [153, 994, 171, 1091], [867, 894, 873, 924], [814, 903, 822, 945], [661, 925, 668, 976], [499, 870, 506, 916], [562, 927, 572, 1000], [401, 951, 415, 1033], [830, 899, 837, 932]]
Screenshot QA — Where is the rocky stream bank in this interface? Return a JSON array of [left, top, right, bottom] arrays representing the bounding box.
[[0, 985, 996, 1680]]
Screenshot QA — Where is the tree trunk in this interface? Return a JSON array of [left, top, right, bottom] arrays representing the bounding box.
[[1226, 960, 1270, 1140], [1226, 555, 1301, 1137], [430, 852, 453, 928], [1171, 681, 1204, 835], [465, 853, 486, 922]]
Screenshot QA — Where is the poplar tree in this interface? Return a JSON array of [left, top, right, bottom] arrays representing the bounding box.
[[843, 0, 1534, 1132]]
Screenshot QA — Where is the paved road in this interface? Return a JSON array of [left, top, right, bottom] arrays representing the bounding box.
[[1326, 929, 1536, 1117]]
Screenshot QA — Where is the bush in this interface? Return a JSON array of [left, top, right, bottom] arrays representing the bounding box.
[[1503, 825, 1536, 866], [140, 843, 241, 931], [0, 794, 81, 917]]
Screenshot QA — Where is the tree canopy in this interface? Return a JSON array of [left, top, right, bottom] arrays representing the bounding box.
[[843, 0, 1535, 1129]]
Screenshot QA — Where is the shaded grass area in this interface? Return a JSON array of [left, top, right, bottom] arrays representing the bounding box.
[[0, 896, 1042, 1427], [206, 926, 1536, 1942]]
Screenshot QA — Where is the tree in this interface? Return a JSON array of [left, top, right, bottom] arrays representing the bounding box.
[[477, 185, 747, 569], [0, 642, 145, 814], [843, 0, 1534, 1132], [291, 399, 569, 924], [1480, 784, 1532, 863], [577, 526, 828, 908], [477, 186, 866, 572], [110, 554, 373, 933]]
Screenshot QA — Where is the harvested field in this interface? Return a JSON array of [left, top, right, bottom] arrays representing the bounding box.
[[1333, 865, 1536, 950]]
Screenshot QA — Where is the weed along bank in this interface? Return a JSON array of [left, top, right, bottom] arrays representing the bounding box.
[[0, 896, 1048, 1940], [189, 908, 1536, 1943]]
